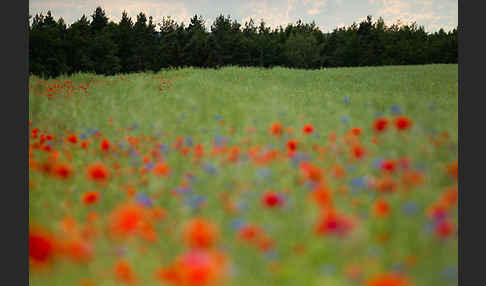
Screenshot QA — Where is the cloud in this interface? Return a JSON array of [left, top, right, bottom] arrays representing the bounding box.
[[303, 0, 328, 16], [368, 0, 457, 31], [240, 0, 295, 29], [29, 0, 190, 29]]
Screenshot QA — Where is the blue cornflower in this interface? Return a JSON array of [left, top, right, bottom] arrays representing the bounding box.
[[264, 250, 279, 260], [341, 116, 350, 123], [342, 97, 350, 104], [185, 173, 197, 183], [174, 185, 192, 194], [145, 162, 155, 170], [184, 195, 206, 209], [402, 201, 419, 215], [185, 136, 194, 147], [135, 194, 152, 207], [349, 177, 366, 189], [346, 165, 357, 172], [256, 168, 270, 180], [372, 158, 384, 169], [289, 154, 303, 168], [440, 265, 458, 281], [203, 163, 217, 174], [390, 105, 403, 115], [229, 219, 245, 230], [214, 134, 225, 146], [159, 143, 169, 154]]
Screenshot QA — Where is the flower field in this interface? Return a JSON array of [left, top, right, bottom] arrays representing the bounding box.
[[29, 64, 458, 286]]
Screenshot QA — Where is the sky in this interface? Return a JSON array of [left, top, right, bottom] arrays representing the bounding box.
[[29, 0, 458, 33]]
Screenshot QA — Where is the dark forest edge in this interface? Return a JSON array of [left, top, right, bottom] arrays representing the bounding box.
[[29, 7, 458, 79]]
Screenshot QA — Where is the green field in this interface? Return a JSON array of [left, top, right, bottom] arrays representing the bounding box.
[[29, 64, 458, 286]]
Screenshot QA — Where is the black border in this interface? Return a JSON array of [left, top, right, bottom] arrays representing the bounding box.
[[11, 0, 477, 285], [459, 1, 485, 286], [7, 0, 29, 284]]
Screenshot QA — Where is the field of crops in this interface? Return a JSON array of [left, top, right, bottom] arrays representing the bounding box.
[[29, 64, 458, 286]]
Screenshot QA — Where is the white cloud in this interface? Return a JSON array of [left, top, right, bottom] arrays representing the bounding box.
[[303, 0, 328, 16], [241, 0, 294, 29], [30, 0, 190, 29], [368, 0, 457, 31]]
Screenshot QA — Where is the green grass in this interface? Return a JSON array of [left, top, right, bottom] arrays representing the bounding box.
[[29, 64, 458, 286]]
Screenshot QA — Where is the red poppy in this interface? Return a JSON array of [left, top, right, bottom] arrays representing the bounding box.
[[287, 139, 298, 152], [381, 159, 398, 173], [66, 133, 78, 144], [109, 203, 147, 239], [427, 203, 448, 221], [375, 175, 397, 193], [262, 191, 283, 208], [82, 191, 100, 205], [30, 225, 58, 268], [114, 259, 136, 283], [394, 116, 413, 131], [237, 224, 263, 243], [153, 162, 170, 176], [182, 218, 219, 249], [302, 124, 315, 135], [351, 144, 366, 159], [446, 161, 458, 180], [300, 162, 324, 182], [401, 171, 425, 189], [155, 249, 227, 286], [373, 118, 389, 133], [315, 210, 354, 237], [435, 220, 455, 238], [52, 162, 73, 179], [441, 186, 458, 208], [311, 184, 333, 208], [350, 127, 362, 136], [62, 238, 93, 263], [269, 122, 283, 136], [364, 273, 413, 286], [373, 199, 391, 217], [81, 140, 90, 149], [86, 162, 110, 182], [100, 139, 111, 152]]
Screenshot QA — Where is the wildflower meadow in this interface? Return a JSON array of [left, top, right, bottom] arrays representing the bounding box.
[[29, 64, 458, 286]]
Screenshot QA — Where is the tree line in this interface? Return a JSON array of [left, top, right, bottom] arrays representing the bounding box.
[[29, 7, 458, 78]]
